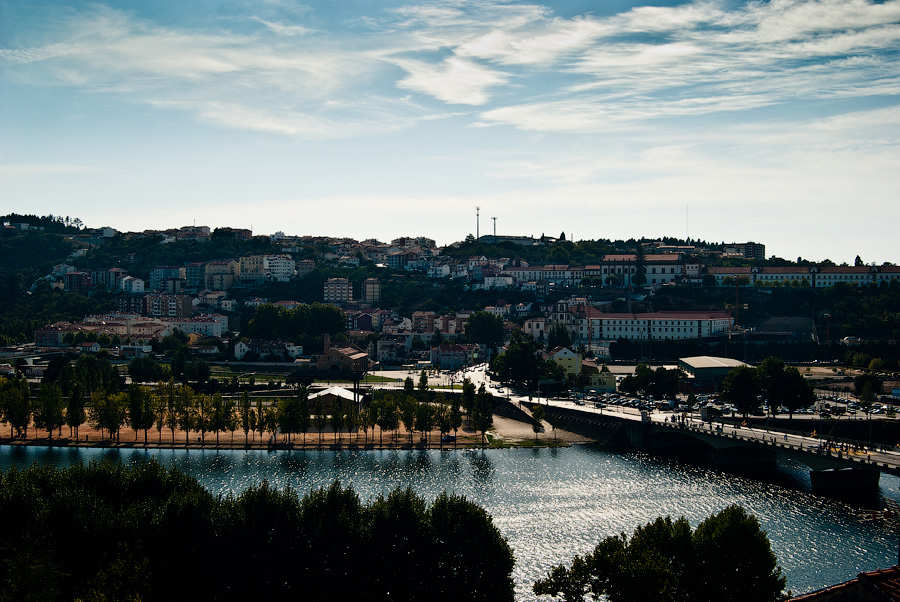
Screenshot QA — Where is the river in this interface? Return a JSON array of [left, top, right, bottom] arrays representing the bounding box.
[[2, 443, 898, 600]]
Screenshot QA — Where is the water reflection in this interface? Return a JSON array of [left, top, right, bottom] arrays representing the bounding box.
[[1, 444, 898, 601]]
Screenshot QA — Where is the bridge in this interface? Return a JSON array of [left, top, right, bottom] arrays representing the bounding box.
[[531, 402, 899, 495]]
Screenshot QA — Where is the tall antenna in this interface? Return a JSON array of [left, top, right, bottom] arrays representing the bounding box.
[[476, 206, 480, 240], [686, 204, 689, 241], [492, 217, 497, 237]]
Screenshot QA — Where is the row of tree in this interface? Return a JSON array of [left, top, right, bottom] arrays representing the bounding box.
[[0, 460, 515, 601], [0, 375, 498, 448], [618, 364, 683, 398], [722, 356, 816, 418]]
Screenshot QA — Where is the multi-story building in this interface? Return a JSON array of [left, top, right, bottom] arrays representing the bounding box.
[[149, 266, 184, 291], [64, 271, 92, 292], [262, 255, 295, 282], [324, 278, 352, 304], [429, 344, 480, 370], [595, 311, 734, 341], [412, 311, 437, 333], [205, 260, 239, 290], [362, 278, 381, 305], [706, 265, 900, 288], [160, 315, 226, 338], [144, 294, 194, 318], [723, 242, 765, 261]]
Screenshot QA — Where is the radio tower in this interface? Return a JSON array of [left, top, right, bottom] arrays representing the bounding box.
[[492, 217, 497, 237], [476, 206, 480, 240]]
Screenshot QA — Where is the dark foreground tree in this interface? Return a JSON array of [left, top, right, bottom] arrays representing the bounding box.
[[534, 505, 785, 602], [0, 461, 515, 602]]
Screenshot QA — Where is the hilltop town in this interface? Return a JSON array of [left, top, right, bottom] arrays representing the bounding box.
[[2, 214, 899, 389]]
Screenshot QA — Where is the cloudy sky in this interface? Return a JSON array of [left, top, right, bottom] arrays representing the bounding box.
[[2, 0, 898, 263]]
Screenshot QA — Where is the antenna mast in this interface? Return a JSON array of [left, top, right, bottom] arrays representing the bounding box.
[[476, 207, 480, 240], [492, 217, 497, 237]]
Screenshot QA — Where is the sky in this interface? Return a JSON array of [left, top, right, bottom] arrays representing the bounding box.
[[1, 0, 899, 264]]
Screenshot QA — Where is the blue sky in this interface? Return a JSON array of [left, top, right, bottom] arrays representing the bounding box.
[[2, 0, 899, 263]]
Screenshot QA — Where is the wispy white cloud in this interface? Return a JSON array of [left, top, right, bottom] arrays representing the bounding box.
[[393, 56, 509, 105], [250, 16, 314, 36]]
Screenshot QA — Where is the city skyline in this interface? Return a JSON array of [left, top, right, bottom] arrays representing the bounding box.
[[2, 0, 899, 264]]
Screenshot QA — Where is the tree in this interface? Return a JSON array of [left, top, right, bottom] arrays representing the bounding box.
[[66, 383, 86, 440], [127, 356, 162, 383], [176, 385, 196, 444], [400, 394, 418, 445], [159, 380, 177, 444], [344, 399, 358, 445], [1, 378, 32, 438], [471, 383, 494, 447], [492, 330, 544, 388], [404, 376, 415, 394], [756, 356, 786, 415], [722, 366, 761, 417], [239, 390, 252, 444], [297, 387, 311, 446], [434, 395, 450, 448], [854, 373, 883, 397], [415, 402, 433, 445], [127, 383, 156, 444], [465, 311, 505, 351], [546, 324, 572, 350], [314, 398, 327, 447], [780, 366, 815, 418], [209, 394, 231, 446], [449, 397, 462, 447], [461, 378, 476, 418], [692, 505, 786, 602], [276, 396, 298, 444], [89, 390, 127, 442], [418, 369, 429, 392], [34, 382, 65, 440], [534, 505, 785, 602], [632, 245, 647, 287], [329, 398, 344, 445], [531, 405, 545, 441]]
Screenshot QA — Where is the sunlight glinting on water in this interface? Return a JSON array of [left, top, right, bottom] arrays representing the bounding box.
[[2, 444, 898, 601]]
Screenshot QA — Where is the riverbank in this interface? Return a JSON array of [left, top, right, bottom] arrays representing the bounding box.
[[0, 415, 592, 451]]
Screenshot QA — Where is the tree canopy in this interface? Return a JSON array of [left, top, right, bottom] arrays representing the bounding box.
[[533, 505, 785, 602], [0, 460, 515, 602]]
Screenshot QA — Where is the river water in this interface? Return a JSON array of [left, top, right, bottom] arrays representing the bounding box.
[[2, 443, 898, 600]]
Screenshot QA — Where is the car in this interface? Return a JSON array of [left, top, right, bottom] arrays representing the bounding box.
[[575, 399, 585, 406], [441, 435, 456, 443]]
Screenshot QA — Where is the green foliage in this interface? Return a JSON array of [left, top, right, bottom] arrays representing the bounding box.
[[417, 369, 429, 391], [0, 285, 115, 344], [854, 372, 883, 397], [492, 330, 545, 388], [546, 323, 572, 349], [245, 302, 347, 348], [534, 505, 785, 602], [33, 382, 65, 439], [471, 383, 494, 446], [128, 355, 164, 383], [465, 311, 506, 348], [0, 377, 31, 438], [531, 404, 545, 440], [722, 365, 761, 417], [618, 365, 684, 398]]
